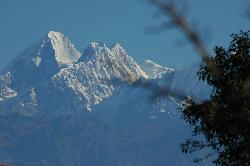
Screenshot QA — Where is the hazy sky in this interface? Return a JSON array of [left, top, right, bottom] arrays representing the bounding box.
[[0, 0, 249, 69]]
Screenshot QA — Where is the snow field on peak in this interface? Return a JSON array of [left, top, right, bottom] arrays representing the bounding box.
[[48, 31, 81, 65], [141, 59, 174, 79]]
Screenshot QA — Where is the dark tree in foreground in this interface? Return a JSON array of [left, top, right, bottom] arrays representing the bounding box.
[[181, 31, 250, 165]]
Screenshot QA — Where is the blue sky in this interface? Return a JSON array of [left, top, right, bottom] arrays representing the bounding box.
[[0, 0, 249, 69]]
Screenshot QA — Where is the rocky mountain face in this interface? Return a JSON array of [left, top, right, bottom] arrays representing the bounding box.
[[0, 31, 212, 166]]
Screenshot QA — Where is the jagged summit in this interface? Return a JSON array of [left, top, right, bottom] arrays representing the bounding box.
[[84, 41, 107, 52], [111, 43, 125, 52], [80, 42, 128, 62], [79, 41, 148, 82], [110, 43, 128, 60], [79, 41, 108, 62]]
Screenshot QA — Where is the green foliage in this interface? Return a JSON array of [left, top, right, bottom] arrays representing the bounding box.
[[181, 31, 250, 165]]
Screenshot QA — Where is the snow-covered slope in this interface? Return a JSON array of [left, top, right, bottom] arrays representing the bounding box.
[[141, 60, 174, 79], [0, 72, 17, 102], [48, 31, 81, 64]]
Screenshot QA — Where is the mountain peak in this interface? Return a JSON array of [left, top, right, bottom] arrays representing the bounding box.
[[111, 43, 126, 55], [47, 31, 81, 64], [48, 31, 64, 39], [79, 41, 109, 62], [111, 43, 123, 50], [0, 31, 81, 91]]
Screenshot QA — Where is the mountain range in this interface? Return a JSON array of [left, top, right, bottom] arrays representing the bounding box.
[[0, 31, 212, 166]]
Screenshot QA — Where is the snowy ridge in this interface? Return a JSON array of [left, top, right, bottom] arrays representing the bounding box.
[[79, 41, 148, 83], [141, 60, 174, 79], [110, 43, 148, 81]]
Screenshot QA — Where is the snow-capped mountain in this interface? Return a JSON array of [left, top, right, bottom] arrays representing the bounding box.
[[0, 31, 213, 165], [0, 31, 210, 114]]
